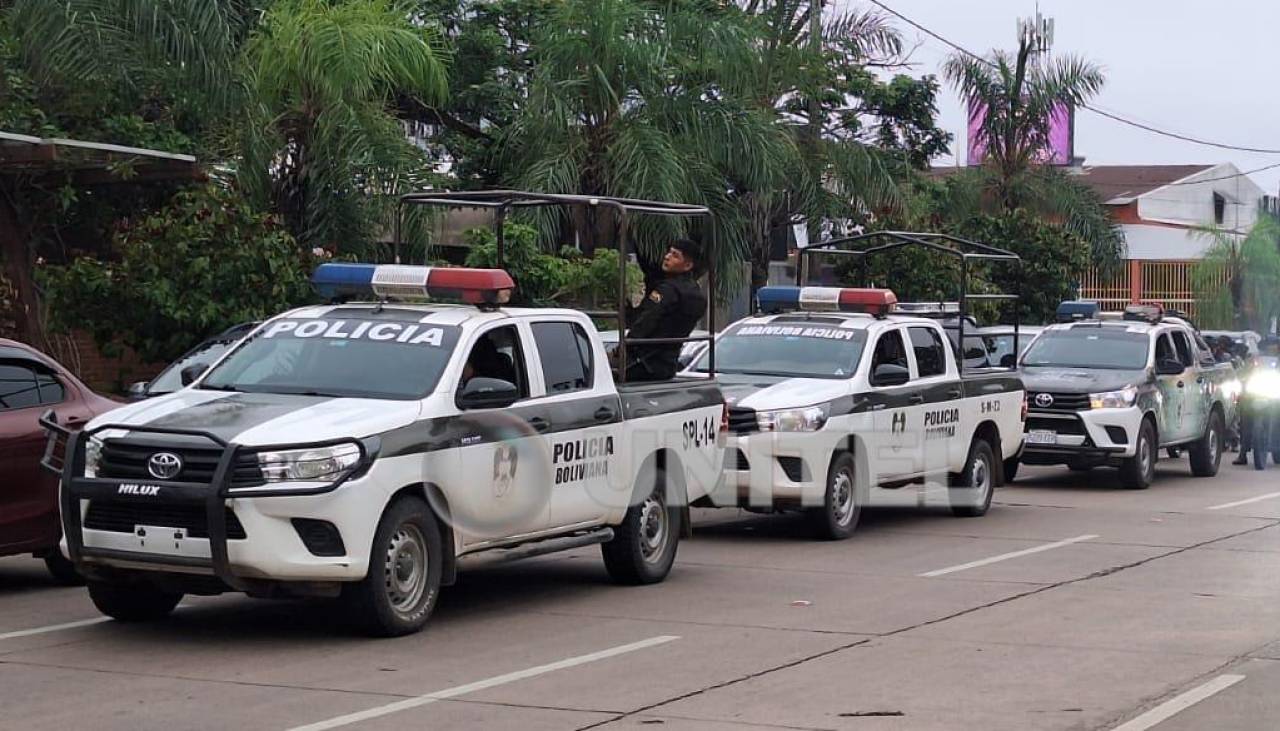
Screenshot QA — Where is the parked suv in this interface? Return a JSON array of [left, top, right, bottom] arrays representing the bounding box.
[[1, 339, 117, 582]]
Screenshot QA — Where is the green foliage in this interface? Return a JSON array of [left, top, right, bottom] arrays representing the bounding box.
[[960, 210, 1091, 325], [1193, 218, 1280, 331], [39, 186, 316, 362], [462, 223, 641, 307]]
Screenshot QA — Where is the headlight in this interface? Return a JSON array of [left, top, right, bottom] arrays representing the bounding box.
[[1222, 378, 1243, 402], [254, 442, 363, 483], [1247, 371, 1280, 400], [757, 405, 829, 432], [1090, 386, 1139, 410], [84, 435, 104, 478]]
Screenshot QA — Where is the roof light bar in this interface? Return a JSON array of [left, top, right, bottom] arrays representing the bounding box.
[[311, 264, 515, 305], [893, 301, 960, 316], [1057, 300, 1101, 323], [1123, 302, 1164, 324], [757, 286, 897, 316]]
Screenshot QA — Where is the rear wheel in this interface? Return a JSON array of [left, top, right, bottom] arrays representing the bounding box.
[[343, 496, 442, 637], [950, 438, 995, 517], [1189, 409, 1225, 477], [87, 582, 181, 622], [603, 469, 681, 584], [1120, 420, 1157, 489], [805, 452, 862, 540]]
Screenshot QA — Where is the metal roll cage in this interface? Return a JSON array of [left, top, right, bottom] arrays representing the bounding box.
[[795, 230, 1024, 374], [395, 190, 717, 382]]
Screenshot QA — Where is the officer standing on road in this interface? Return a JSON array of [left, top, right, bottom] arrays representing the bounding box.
[[1235, 336, 1280, 465], [620, 239, 707, 382]]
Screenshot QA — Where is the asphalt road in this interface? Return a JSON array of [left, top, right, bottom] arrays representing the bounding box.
[[3, 459, 1280, 731]]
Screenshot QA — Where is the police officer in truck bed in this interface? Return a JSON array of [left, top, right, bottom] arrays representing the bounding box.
[[621, 239, 707, 382]]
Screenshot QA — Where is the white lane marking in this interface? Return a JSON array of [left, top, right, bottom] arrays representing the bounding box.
[[286, 635, 680, 731], [1207, 491, 1280, 511], [1111, 674, 1245, 731], [918, 535, 1100, 578], [0, 617, 109, 641]]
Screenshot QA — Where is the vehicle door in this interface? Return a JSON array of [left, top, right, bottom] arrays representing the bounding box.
[[906, 325, 962, 478], [1152, 332, 1186, 443], [526, 318, 623, 530], [865, 327, 919, 481], [0, 358, 80, 551], [451, 323, 552, 542], [1170, 329, 1206, 441]]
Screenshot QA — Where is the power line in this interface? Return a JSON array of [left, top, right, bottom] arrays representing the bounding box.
[[866, 0, 1280, 156]]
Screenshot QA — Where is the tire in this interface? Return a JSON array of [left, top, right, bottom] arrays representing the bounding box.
[[602, 468, 681, 585], [1120, 419, 1157, 489], [1189, 409, 1225, 477], [342, 496, 442, 637], [1002, 457, 1019, 484], [87, 582, 181, 622], [950, 438, 996, 517], [42, 549, 83, 586], [805, 452, 862, 540]]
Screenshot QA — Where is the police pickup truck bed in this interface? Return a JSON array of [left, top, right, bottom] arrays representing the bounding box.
[[46, 265, 724, 636], [687, 286, 1025, 539]]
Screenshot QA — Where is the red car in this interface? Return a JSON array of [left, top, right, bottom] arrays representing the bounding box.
[[0, 339, 118, 582]]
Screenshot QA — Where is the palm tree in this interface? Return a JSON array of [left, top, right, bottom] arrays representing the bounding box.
[[942, 39, 1126, 274], [238, 0, 450, 254], [1193, 217, 1280, 331]]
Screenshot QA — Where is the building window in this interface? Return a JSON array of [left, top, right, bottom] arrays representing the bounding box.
[[1213, 193, 1226, 225]]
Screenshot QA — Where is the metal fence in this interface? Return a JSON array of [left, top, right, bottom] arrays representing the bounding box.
[[1079, 259, 1230, 322]]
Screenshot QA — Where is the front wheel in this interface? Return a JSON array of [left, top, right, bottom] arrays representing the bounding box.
[[342, 496, 443, 637], [950, 438, 996, 517], [87, 582, 182, 622], [805, 452, 862, 540], [603, 469, 681, 585], [1120, 420, 1157, 489], [1189, 409, 1224, 477], [42, 548, 83, 586]]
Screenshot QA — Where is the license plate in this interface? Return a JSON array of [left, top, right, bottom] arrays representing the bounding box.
[[134, 525, 191, 555], [1026, 430, 1058, 446]]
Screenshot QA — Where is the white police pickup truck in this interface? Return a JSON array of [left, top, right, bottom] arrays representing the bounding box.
[[46, 264, 724, 635], [686, 286, 1025, 539]]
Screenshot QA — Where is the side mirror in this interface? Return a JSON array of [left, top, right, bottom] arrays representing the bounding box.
[[457, 377, 519, 410], [871, 364, 911, 387], [127, 381, 149, 398], [1156, 358, 1184, 376], [180, 363, 209, 386], [999, 354, 1018, 368]]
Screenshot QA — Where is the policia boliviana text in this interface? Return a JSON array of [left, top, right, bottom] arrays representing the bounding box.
[[619, 239, 708, 382]]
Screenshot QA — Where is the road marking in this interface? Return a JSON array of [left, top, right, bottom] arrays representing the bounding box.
[[286, 635, 680, 731], [918, 535, 1099, 578], [0, 617, 109, 641], [1110, 674, 1245, 731], [1207, 491, 1280, 511]]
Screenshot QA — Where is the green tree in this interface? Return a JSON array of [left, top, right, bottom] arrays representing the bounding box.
[[961, 210, 1091, 324], [942, 38, 1125, 275], [39, 185, 316, 362], [1193, 218, 1280, 331]]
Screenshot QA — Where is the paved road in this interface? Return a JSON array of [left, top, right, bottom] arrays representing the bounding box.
[[3, 459, 1279, 731]]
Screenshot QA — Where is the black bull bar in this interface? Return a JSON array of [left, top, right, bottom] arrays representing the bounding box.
[[39, 411, 369, 592]]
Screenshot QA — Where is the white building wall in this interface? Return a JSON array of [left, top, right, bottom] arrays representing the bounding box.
[[1120, 224, 1221, 260], [1135, 163, 1263, 232]]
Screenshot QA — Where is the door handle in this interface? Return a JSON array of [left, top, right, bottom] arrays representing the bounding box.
[[908, 394, 925, 405], [594, 407, 616, 422], [947, 389, 962, 399], [526, 416, 550, 433]]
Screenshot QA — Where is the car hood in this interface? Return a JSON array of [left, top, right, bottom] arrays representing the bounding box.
[[718, 373, 852, 411], [87, 389, 422, 446], [1020, 366, 1148, 395]]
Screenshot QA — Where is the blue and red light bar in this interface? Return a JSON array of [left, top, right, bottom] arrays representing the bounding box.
[[757, 286, 898, 316], [312, 264, 515, 305]]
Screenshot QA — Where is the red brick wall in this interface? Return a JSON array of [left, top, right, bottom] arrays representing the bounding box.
[[43, 331, 166, 395]]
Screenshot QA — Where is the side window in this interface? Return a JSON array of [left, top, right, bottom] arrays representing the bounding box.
[[1193, 332, 1217, 367], [871, 329, 909, 373], [908, 327, 947, 378], [531, 321, 594, 394], [1171, 331, 1195, 367], [1155, 334, 1177, 365], [34, 369, 66, 405], [0, 362, 41, 411], [462, 325, 529, 397]]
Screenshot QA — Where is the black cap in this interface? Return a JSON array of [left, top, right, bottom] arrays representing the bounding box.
[[670, 238, 703, 272]]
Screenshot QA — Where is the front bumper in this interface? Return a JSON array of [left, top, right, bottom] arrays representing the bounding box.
[[711, 432, 844, 509], [1020, 405, 1144, 464], [44, 417, 377, 589]]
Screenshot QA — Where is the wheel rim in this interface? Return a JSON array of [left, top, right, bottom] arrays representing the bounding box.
[[1209, 424, 1220, 460], [970, 453, 992, 501], [638, 491, 669, 564], [384, 523, 428, 616], [831, 469, 856, 526], [1140, 433, 1153, 478]]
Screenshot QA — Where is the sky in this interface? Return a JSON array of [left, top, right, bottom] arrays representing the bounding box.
[[840, 0, 1280, 195]]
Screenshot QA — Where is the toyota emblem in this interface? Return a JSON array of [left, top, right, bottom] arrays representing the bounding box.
[[1034, 393, 1055, 408], [147, 452, 183, 480]]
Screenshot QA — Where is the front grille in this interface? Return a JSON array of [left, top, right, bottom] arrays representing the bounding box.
[[100, 440, 265, 488], [84, 500, 246, 540], [1028, 392, 1091, 412], [1027, 416, 1086, 436], [728, 407, 759, 435]]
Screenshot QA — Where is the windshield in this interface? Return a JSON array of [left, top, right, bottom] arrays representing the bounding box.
[[201, 318, 461, 399], [1023, 329, 1149, 370], [148, 340, 236, 395], [693, 323, 867, 378], [963, 333, 1034, 368]]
